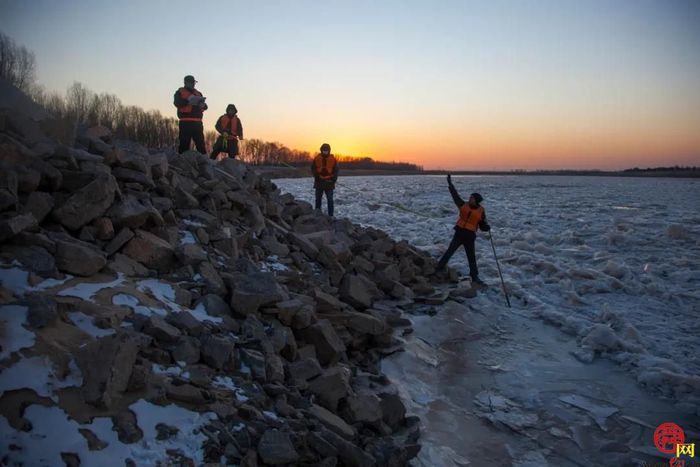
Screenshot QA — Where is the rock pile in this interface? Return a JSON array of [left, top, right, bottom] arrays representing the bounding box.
[[0, 79, 447, 465]]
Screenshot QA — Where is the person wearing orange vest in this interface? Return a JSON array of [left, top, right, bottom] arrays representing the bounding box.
[[210, 104, 243, 160], [173, 75, 208, 154], [311, 143, 338, 216], [436, 174, 491, 285]]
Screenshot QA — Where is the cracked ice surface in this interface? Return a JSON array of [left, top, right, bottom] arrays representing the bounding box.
[[276, 175, 700, 395]]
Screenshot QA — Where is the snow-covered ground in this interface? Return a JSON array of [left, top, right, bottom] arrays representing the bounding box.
[[275, 175, 700, 401]]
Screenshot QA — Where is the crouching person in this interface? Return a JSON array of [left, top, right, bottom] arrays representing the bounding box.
[[211, 104, 243, 160]]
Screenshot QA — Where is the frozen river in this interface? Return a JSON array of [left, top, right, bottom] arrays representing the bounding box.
[[275, 174, 700, 465]]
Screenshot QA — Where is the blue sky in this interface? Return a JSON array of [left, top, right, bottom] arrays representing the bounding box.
[[2, 0, 699, 169]]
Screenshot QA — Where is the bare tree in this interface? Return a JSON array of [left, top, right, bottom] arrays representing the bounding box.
[[65, 81, 93, 123], [14, 46, 35, 92], [0, 31, 36, 92]]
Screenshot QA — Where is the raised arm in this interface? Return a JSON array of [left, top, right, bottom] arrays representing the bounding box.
[[447, 174, 464, 207]]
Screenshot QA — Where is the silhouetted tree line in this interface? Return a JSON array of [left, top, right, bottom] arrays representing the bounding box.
[[624, 166, 699, 172], [241, 139, 312, 166], [4, 30, 423, 169], [30, 81, 180, 148], [333, 156, 423, 171], [244, 145, 423, 171], [0, 31, 36, 93]]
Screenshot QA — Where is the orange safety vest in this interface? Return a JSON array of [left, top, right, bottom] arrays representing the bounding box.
[[456, 204, 484, 232], [177, 87, 205, 121], [314, 154, 337, 180], [219, 115, 239, 139]]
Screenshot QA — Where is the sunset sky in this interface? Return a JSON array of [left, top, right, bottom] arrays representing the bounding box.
[[2, 0, 699, 170]]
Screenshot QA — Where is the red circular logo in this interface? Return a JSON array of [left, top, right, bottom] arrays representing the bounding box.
[[654, 422, 685, 454]]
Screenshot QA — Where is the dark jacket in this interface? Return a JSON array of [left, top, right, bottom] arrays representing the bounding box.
[[449, 183, 490, 232], [311, 154, 339, 190], [173, 87, 208, 121], [215, 115, 244, 139]]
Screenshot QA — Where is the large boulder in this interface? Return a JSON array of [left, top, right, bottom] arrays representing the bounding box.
[[228, 271, 285, 315], [298, 319, 346, 366], [76, 334, 139, 408], [380, 391, 407, 430], [55, 239, 106, 276], [104, 147, 150, 174], [309, 405, 356, 440], [22, 191, 54, 224], [287, 357, 322, 383], [112, 167, 154, 189], [199, 261, 226, 296], [148, 153, 169, 178], [31, 159, 62, 192], [308, 366, 352, 412], [240, 348, 267, 382], [105, 227, 134, 256], [216, 157, 248, 181], [53, 173, 117, 230], [0, 170, 18, 211], [107, 195, 162, 230], [257, 430, 299, 465], [315, 427, 376, 467], [15, 166, 41, 193], [200, 335, 235, 370], [339, 273, 378, 310], [324, 311, 386, 336], [314, 289, 346, 313], [166, 311, 205, 337], [195, 294, 231, 318], [143, 315, 181, 343], [288, 232, 318, 260], [59, 169, 97, 192], [0, 213, 37, 242], [171, 337, 201, 364], [1, 244, 54, 276], [175, 243, 208, 265], [265, 353, 285, 383], [341, 394, 383, 424], [122, 229, 175, 272]]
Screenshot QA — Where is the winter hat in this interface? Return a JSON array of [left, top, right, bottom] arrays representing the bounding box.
[[471, 192, 483, 204], [320, 143, 331, 153]]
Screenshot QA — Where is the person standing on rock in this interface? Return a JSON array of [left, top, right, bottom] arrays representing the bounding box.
[[173, 75, 208, 154], [436, 174, 491, 285], [210, 104, 243, 160], [311, 143, 338, 216]]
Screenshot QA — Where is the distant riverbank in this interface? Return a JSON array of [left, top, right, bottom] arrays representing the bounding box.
[[259, 166, 700, 179]]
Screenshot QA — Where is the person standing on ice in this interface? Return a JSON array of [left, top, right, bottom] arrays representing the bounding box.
[[173, 75, 208, 154], [436, 174, 491, 285], [311, 143, 338, 216], [210, 104, 243, 160]]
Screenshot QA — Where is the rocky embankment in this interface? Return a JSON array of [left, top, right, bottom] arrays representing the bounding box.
[[0, 81, 458, 466]]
